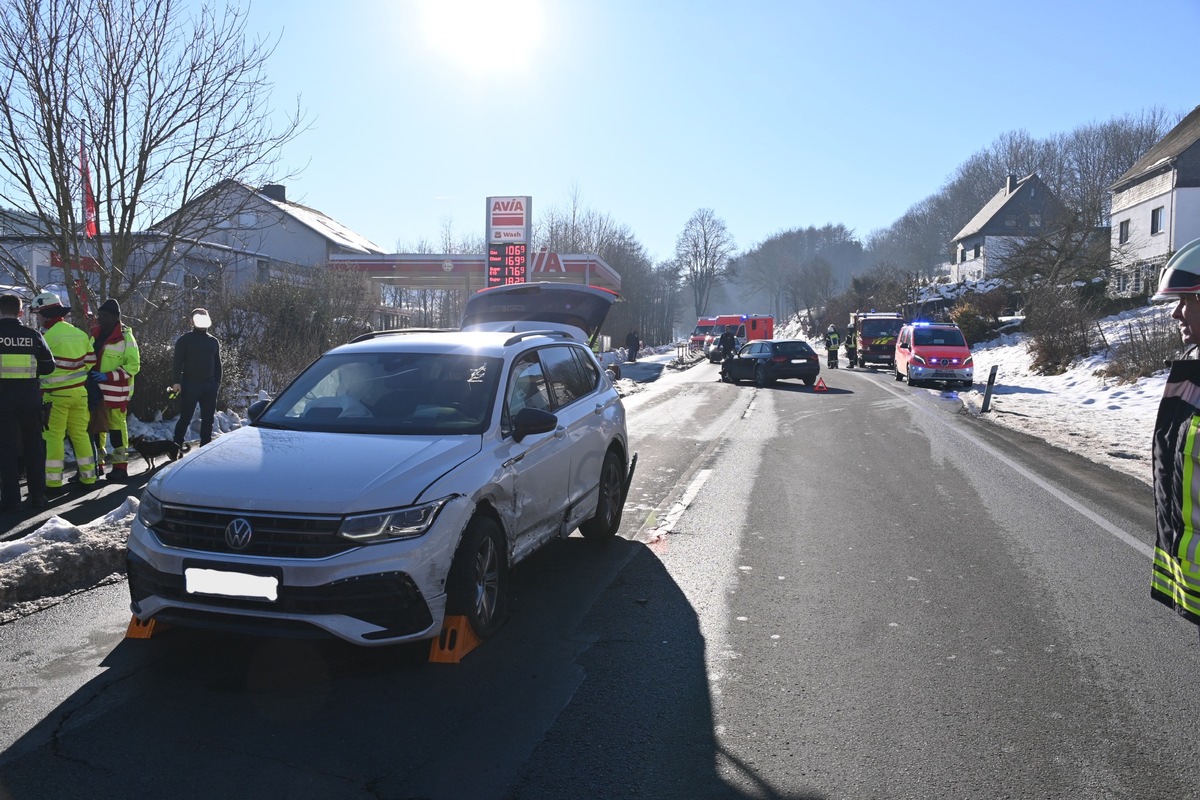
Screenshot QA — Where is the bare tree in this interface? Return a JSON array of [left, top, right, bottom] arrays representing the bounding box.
[[675, 208, 735, 317], [0, 0, 304, 323]]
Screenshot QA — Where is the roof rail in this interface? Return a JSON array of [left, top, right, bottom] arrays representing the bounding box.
[[503, 330, 575, 346], [350, 327, 457, 343]]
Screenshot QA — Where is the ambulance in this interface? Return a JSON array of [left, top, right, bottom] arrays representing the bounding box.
[[703, 314, 774, 362]]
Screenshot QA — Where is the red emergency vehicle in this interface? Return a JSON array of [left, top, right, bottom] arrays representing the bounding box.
[[689, 316, 718, 352], [850, 311, 904, 368], [703, 314, 775, 362]]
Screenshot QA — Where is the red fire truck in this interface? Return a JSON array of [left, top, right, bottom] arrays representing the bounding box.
[[850, 311, 904, 368]]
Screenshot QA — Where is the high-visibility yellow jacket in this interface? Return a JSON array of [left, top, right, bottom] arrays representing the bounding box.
[[40, 320, 95, 397], [93, 323, 140, 409]]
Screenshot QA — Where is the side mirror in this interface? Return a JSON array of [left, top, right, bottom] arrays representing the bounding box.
[[247, 398, 270, 421], [512, 407, 557, 443]]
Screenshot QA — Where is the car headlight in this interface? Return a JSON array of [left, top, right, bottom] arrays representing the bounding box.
[[338, 497, 452, 542], [911, 353, 927, 365], [138, 490, 164, 528], [964, 355, 974, 367]]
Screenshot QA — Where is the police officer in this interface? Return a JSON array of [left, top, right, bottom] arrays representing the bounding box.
[[32, 291, 98, 490], [0, 293, 54, 510]]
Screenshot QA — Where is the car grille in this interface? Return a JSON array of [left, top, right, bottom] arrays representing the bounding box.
[[151, 503, 355, 558], [127, 554, 434, 637]]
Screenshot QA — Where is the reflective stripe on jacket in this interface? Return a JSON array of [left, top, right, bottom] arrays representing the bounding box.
[[41, 320, 95, 394], [94, 324, 140, 408], [0, 352, 37, 378]]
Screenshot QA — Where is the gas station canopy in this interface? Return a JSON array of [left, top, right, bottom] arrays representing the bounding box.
[[330, 250, 622, 294]]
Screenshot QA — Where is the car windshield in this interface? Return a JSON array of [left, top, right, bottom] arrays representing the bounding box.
[[693, 325, 714, 336], [258, 351, 502, 435], [773, 341, 814, 355], [862, 319, 903, 337], [914, 327, 966, 347]]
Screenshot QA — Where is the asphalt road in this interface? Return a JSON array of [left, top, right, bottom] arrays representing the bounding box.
[[0, 359, 1189, 799]]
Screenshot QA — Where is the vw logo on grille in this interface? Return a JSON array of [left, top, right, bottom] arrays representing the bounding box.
[[225, 518, 253, 550]]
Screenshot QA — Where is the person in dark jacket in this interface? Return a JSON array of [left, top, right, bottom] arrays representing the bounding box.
[[0, 293, 55, 510], [1149, 238, 1200, 642], [625, 329, 640, 362], [718, 327, 736, 360], [170, 307, 222, 448]]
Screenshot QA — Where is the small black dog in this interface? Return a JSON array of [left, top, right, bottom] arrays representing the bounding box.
[[128, 436, 191, 470]]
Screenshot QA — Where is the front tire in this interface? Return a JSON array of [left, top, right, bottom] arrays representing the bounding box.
[[580, 449, 626, 543], [447, 516, 508, 638]]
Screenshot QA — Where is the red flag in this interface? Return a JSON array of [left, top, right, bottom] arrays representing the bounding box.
[[80, 135, 97, 239]]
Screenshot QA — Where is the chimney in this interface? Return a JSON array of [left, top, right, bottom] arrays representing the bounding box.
[[261, 184, 287, 203], [1006, 175, 1017, 194]]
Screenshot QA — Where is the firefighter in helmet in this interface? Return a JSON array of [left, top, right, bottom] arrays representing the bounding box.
[[824, 324, 840, 369], [32, 291, 98, 490]]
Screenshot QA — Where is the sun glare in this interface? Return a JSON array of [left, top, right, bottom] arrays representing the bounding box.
[[419, 0, 544, 75]]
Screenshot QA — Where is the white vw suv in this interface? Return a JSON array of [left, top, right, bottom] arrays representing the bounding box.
[[126, 283, 635, 646]]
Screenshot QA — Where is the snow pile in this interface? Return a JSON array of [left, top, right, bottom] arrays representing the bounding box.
[[0, 498, 139, 623]]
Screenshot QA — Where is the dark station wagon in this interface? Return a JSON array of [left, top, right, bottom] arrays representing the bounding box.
[[720, 339, 821, 387]]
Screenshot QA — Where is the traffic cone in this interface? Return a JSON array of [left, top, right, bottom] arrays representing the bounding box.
[[813, 377, 828, 392]]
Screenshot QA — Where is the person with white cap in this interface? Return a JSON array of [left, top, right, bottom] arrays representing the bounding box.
[[88, 297, 140, 481], [170, 307, 222, 448]]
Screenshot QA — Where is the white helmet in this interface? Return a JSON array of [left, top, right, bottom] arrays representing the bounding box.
[[32, 290, 67, 313], [1153, 238, 1200, 302], [827, 324, 835, 332]]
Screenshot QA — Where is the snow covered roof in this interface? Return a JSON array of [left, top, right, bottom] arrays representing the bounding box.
[[253, 186, 384, 255]]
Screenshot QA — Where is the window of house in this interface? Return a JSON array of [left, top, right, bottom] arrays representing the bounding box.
[[1029, 214, 1041, 228], [1117, 274, 1128, 293], [1151, 207, 1164, 235], [973, 244, 981, 258], [1118, 220, 1130, 244], [256, 259, 270, 283]]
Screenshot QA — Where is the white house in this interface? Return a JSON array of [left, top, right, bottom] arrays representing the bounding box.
[[1109, 104, 1200, 296], [948, 174, 1065, 282]]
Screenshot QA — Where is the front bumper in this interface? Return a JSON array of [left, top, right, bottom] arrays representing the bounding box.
[[125, 496, 476, 646], [908, 365, 973, 382]]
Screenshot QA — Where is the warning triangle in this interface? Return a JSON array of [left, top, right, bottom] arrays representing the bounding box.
[[813, 377, 828, 392]]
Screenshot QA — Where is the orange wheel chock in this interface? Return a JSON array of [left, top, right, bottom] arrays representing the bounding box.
[[125, 615, 165, 639], [428, 615, 482, 664]]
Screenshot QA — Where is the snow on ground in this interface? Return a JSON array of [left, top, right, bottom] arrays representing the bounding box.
[[0, 315, 1175, 621]]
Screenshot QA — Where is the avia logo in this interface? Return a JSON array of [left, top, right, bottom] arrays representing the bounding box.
[[491, 199, 524, 213], [491, 197, 527, 228], [225, 518, 253, 550]]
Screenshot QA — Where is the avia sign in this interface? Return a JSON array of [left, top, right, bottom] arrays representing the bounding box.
[[486, 196, 531, 244]]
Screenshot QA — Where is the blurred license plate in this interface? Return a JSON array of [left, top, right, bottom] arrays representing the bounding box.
[[931, 371, 956, 378], [185, 567, 278, 601]]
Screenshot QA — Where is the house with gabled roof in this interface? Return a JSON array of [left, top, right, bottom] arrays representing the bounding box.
[[949, 173, 1065, 282], [154, 180, 386, 290], [1108, 104, 1200, 297]]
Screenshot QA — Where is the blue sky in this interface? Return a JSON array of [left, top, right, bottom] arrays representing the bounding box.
[[246, 0, 1200, 263]]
